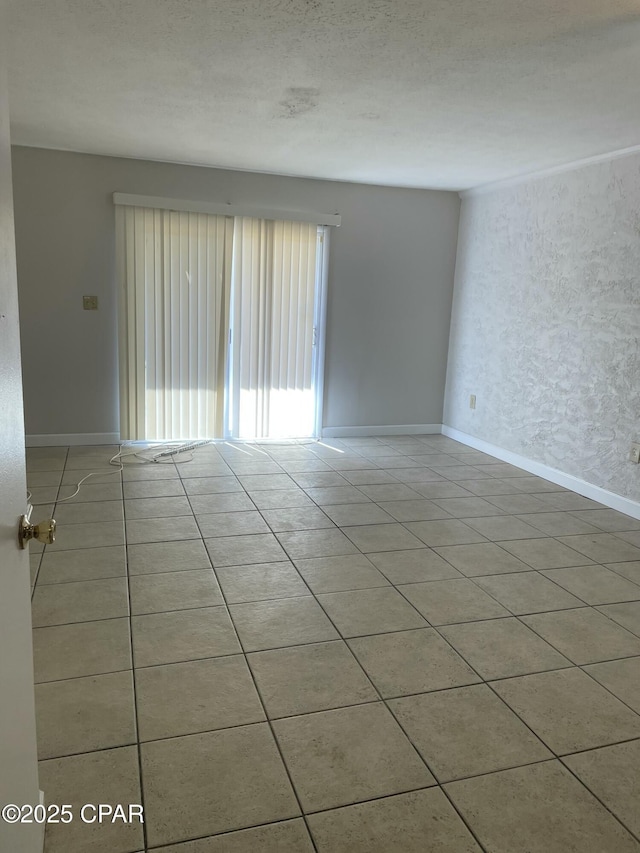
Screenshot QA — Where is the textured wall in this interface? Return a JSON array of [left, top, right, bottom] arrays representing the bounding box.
[[445, 152, 640, 502], [12, 147, 460, 436]]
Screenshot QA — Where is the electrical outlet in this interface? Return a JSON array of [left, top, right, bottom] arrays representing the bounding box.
[[630, 443, 640, 464], [469, 394, 476, 410], [83, 295, 98, 311]]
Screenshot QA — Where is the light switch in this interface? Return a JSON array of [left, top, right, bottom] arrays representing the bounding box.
[[83, 295, 98, 310]]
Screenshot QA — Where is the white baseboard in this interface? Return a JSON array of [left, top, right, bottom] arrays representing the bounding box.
[[442, 425, 640, 521], [322, 424, 442, 438], [25, 433, 120, 447]]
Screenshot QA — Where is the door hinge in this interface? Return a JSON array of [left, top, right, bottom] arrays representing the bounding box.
[[313, 326, 318, 346]]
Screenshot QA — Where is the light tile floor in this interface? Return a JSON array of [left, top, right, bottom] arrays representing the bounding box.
[[27, 435, 640, 852]]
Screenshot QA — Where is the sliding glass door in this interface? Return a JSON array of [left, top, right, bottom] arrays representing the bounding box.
[[227, 218, 328, 440], [116, 203, 328, 442]]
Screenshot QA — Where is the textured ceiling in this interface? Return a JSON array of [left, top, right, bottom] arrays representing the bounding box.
[[7, 0, 640, 190]]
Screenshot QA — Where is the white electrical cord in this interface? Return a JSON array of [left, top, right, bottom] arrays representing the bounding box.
[[27, 440, 215, 506]]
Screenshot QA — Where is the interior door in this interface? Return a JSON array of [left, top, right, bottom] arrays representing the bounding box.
[[0, 18, 42, 853]]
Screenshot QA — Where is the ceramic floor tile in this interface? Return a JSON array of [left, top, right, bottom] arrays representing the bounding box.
[[356, 483, 423, 502], [129, 569, 222, 614], [462, 515, 548, 541], [123, 478, 187, 498], [492, 668, 640, 754], [597, 601, 640, 636], [32, 577, 129, 626], [28, 470, 64, 488], [47, 520, 125, 551], [342, 523, 426, 553], [321, 502, 396, 526], [367, 548, 462, 583], [616, 530, 640, 547], [316, 587, 428, 637], [432, 497, 508, 517], [35, 670, 136, 759], [58, 477, 122, 506], [123, 496, 193, 520], [292, 471, 349, 489], [39, 747, 143, 853], [570, 509, 640, 532], [126, 516, 201, 545], [521, 607, 640, 664], [141, 725, 300, 847], [542, 565, 640, 604], [127, 539, 211, 574], [433, 542, 534, 577], [556, 533, 640, 563], [304, 486, 372, 505], [181, 476, 243, 496], [348, 628, 480, 697], [607, 561, 640, 583], [32, 618, 132, 683], [248, 488, 315, 509], [54, 500, 124, 525], [485, 493, 551, 514], [294, 553, 389, 593], [445, 760, 640, 853], [340, 469, 401, 485], [456, 478, 524, 496], [411, 481, 475, 499], [237, 473, 294, 490], [376, 499, 451, 522], [476, 462, 526, 478], [205, 533, 289, 567], [215, 561, 309, 603], [121, 464, 179, 482], [197, 510, 271, 537], [431, 465, 493, 480], [515, 512, 601, 536], [276, 528, 358, 559], [307, 788, 482, 853], [273, 702, 434, 812], [36, 545, 126, 584], [176, 463, 234, 479], [583, 656, 640, 713], [151, 820, 314, 852], [473, 571, 585, 614], [390, 684, 551, 782], [390, 468, 448, 484], [188, 492, 255, 514], [563, 740, 640, 838], [230, 596, 339, 651], [440, 617, 571, 680], [135, 655, 265, 741], [261, 506, 335, 531], [248, 640, 377, 718], [504, 476, 566, 493], [405, 518, 489, 546], [400, 578, 509, 626], [132, 607, 241, 666], [499, 538, 593, 569], [537, 493, 602, 511]]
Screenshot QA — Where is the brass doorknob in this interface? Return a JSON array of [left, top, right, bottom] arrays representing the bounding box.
[[19, 515, 56, 549]]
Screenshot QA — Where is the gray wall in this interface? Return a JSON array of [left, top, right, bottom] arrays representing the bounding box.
[[444, 152, 640, 502], [11, 146, 460, 437]]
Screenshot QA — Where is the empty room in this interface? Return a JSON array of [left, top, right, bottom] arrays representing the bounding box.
[[1, 1, 640, 852]]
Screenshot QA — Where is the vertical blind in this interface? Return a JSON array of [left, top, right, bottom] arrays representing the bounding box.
[[116, 205, 232, 440], [116, 205, 323, 441], [232, 217, 319, 439]]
